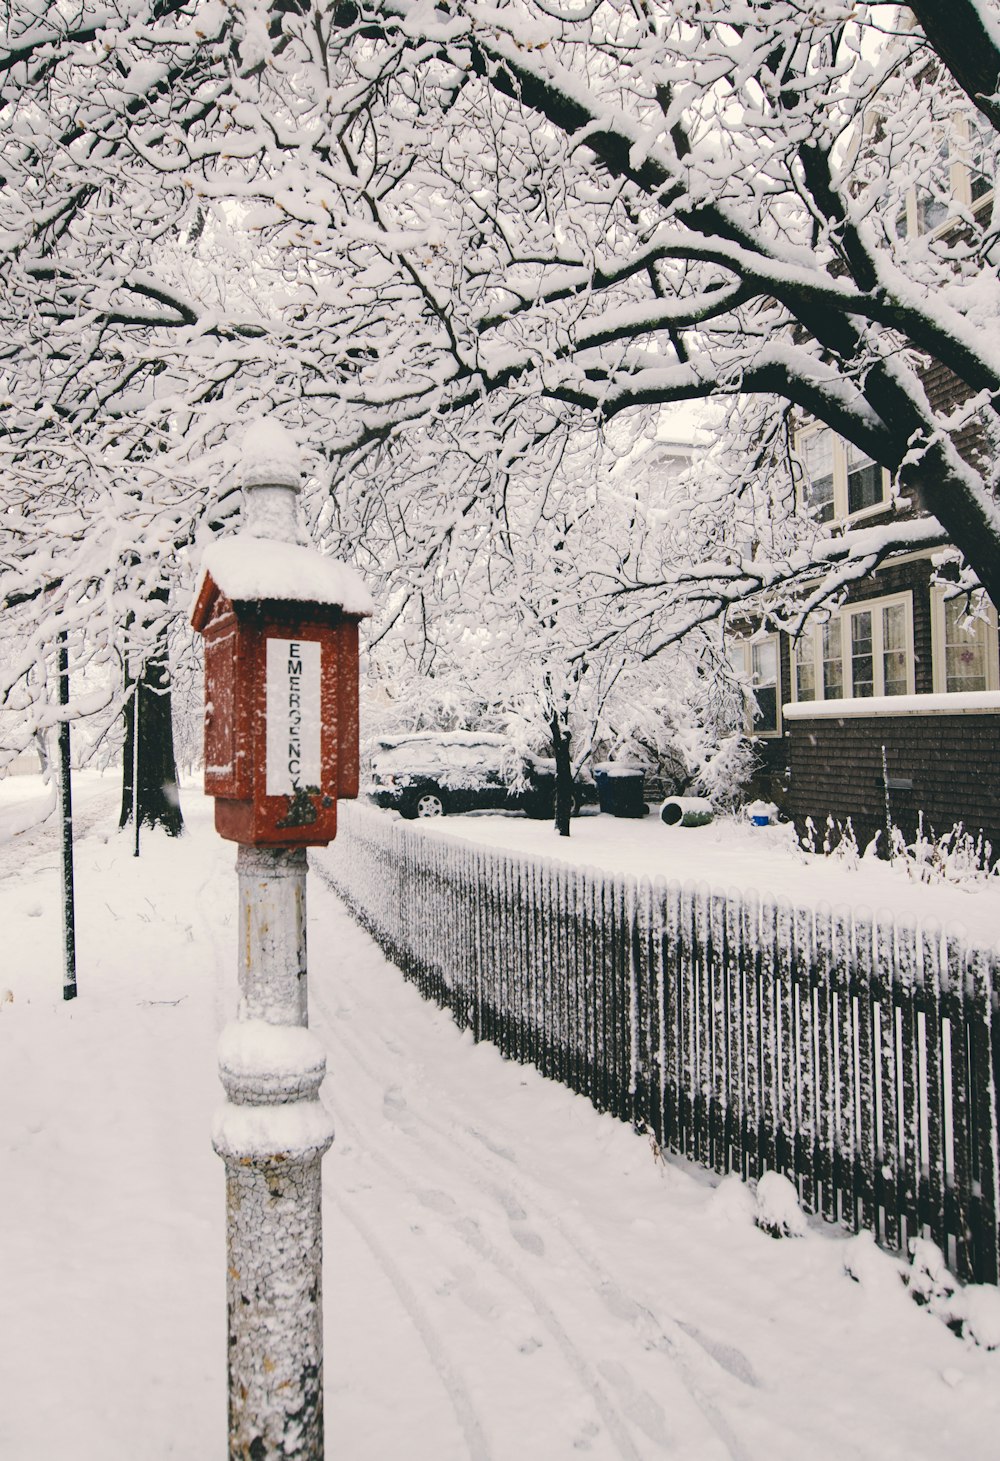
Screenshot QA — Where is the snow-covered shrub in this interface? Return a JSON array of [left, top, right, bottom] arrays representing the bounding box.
[[688, 732, 760, 813], [891, 814, 998, 887], [799, 814, 860, 867], [906, 1239, 959, 1313], [958, 1286, 1000, 1350], [753, 1171, 806, 1239], [843, 1231, 907, 1291], [706, 1173, 756, 1228], [903, 1239, 1000, 1348]]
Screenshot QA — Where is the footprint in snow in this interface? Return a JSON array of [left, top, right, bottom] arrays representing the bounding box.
[[417, 1188, 459, 1216], [676, 1320, 760, 1388], [598, 1359, 672, 1448]]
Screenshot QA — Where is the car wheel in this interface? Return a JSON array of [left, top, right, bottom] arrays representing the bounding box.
[[414, 790, 446, 818]]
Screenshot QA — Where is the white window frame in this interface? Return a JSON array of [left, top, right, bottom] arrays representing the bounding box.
[[731, 633, 782, 738], [930, 586, 1000, 694], [791, 591, 915, 704], [795, 424, 891, 525]]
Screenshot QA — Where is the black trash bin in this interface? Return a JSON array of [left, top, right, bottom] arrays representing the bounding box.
[[593, 766, 647, 818]]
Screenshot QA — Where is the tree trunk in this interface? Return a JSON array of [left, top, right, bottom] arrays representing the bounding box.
[[550, 710, 574, 838], [120, 620, 183, 839]]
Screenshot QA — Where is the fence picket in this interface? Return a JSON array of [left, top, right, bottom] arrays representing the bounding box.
[[709, 891, 729, 1173], [663, 884, 682, 1151], [947, 931, 972, 1278], [874, 913, 900, 1250], [896, 918, 922, 1254], [815, 904, 837, 1222], [832, 907, 857, 1230], [920, 922, 947, 1254], [693, 888, 712, 1165], [855, 909, 878, 1234], [759, 895, 779, 1180], [970, 948, 1000, 1284], [679, 886, 696, 1158], [725, 892, 745, 1180], [775, 900, 795, 1182], [793, 904, 817, 1213], [633, 881, 653, 1135], [651, 881, 667, 1150]]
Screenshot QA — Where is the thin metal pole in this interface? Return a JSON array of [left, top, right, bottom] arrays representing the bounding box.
[[215, 846, 332, 1459], [58, 631, 77, 1001], [132, 675, 140, 858]]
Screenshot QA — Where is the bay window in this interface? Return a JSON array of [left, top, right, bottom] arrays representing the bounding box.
[[793, 593, 914, 704], [931, 588, 999, 693]]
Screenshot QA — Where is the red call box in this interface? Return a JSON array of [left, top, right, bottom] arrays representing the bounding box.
[[191, 570, 366, 848]]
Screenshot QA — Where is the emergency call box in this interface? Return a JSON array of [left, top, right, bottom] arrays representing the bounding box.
[[191, 570, 366, 848]]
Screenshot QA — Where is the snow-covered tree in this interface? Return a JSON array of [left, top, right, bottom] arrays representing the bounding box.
[[3, 0, 1000, 824]]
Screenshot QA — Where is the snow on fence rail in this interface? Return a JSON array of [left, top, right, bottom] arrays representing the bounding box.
[[316, 803, 1000, 1285]]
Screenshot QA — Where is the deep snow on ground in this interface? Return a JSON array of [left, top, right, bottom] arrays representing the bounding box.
[[411, 803, 1000, 949], [2, 772, 1000, 1460]]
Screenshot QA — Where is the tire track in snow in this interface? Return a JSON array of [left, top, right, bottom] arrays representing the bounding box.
[[333, 1186, 496, 1461], [316, 1036, 645, 1461], [308, 970, 649, 1461], [307, 951, 747, 1455]]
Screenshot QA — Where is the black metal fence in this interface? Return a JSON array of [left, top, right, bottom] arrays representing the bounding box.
[[318, 804, 1000, 1284]]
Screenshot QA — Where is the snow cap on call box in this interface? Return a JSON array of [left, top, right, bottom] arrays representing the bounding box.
[[192, 418, 374, 620]]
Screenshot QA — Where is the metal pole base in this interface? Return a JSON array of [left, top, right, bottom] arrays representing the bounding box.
[[215, 845, 333, 1459]]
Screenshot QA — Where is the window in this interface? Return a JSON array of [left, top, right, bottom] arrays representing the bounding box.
[[931, 587, 999, 693], [797, 426, 890, 524], [801, 430, 835, 524], [751, 638, 779, 733], [730, 634, 782, 736], [949, 115, 996, 211], [792, 593, 914, 703], [845, 440, 884, 516], [895, 117, 994, 238]]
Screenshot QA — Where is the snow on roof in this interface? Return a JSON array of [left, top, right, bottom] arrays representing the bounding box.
[[783, 690, 1000, 720], [374, 730, 509, 750], [242, 419, 302, 489], [198, 533, 373, 616]]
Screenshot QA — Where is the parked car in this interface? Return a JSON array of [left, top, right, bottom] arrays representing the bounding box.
[[367, 731, 561, 820]]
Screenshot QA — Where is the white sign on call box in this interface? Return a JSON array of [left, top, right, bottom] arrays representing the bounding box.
[[265, 638, 321, 796]]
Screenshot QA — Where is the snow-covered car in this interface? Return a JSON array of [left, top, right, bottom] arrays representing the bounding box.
[[367, 731, 560, 820]]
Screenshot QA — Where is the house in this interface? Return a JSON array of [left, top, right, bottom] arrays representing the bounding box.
[[728, 106, 1000, 855], [732, 535, 1000, 855]]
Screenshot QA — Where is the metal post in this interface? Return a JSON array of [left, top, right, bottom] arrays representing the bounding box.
[[58, 632, 77, 1001], [212, 844, 334, 1460], [132, 677, 140, 858]]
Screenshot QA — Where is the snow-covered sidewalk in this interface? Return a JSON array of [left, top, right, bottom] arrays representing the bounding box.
[[2, 776, 999, 1459]]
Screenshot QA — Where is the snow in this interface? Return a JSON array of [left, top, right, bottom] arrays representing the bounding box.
[[784, 690, 1000, 719], [198, 534, 375, 616], [211, 1098, 335, 1158], [242, 420, 302, 489], [370, 731, 554, 784], [408, 804, 1000, 948], [217, 1018, 326, 1078], [2, 772, 999, 1459], [754, 1172, 808, 1239]]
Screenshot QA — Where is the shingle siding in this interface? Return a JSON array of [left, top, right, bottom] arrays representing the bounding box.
[[785, 712, 1000, 855]]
